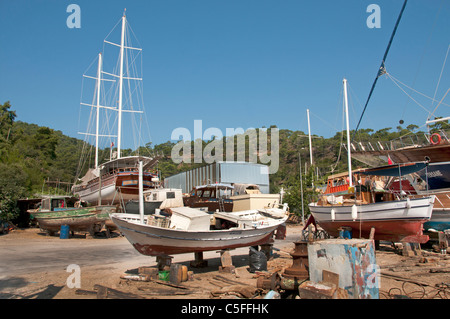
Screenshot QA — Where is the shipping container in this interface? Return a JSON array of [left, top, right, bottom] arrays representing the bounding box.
[[164, 161, 270, 193]]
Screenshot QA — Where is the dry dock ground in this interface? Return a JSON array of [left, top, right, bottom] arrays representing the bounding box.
[[0, 224, 449, 300]]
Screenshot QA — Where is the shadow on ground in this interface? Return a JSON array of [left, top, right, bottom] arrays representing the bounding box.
[[0, 277, 63, 299]]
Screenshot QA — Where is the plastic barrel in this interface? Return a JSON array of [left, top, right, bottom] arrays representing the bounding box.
[[60, 225, 70, 239], [342, 226, 352, 239], [338, 227, 352, 239]]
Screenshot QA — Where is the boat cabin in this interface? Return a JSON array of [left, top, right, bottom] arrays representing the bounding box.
[[146, 206, 211, 231], [144, 188, 183, 209], [324, 168, 366, 195], [319, 162, 428, 206], [38, 196, 80, 212], [183, 183, 234, 212]]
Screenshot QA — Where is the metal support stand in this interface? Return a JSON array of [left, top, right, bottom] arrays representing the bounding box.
[[282, 241, 309, 290], [156, 255, 173, 270], [190, 252, 208, 268], [260, 243, 274, 261], [218, 249, 235, 273]]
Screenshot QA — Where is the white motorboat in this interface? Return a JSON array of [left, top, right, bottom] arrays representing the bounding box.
[[111, 204, 289, 256]]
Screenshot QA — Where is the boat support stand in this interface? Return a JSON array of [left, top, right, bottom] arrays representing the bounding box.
[[190, 252, 208, 268]]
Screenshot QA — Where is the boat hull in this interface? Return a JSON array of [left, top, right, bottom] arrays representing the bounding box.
[[73, 172, 156, 204], [111, 213, 284, 256], [409, 192, 450, 231], [33, 205, 116, 233], [309, 196, 435, 243], [424, 209, 450, 232]]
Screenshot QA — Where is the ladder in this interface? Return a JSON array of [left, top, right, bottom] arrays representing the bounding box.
[[218, 197, 225, 212]]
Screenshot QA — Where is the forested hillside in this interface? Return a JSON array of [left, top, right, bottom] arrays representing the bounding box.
[[1, 101, 448, 222]]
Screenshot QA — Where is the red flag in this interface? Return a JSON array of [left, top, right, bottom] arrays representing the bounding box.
[[388, 154, 393, 165]]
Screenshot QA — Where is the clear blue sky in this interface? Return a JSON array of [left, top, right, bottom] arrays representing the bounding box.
[[1, 0, 449, 148]]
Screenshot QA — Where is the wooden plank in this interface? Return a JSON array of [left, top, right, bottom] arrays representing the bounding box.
[[322, 270, 339, 287], [213, 275, 245, 286], [75, 289, 97, 296], [94, 284, 146, 299], [148, 278, 189, 289], [96, 285, 108, 299]]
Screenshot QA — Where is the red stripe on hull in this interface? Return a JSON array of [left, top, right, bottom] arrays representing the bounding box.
[[132, 233, 274, 256], [317, 219, 429, 243]]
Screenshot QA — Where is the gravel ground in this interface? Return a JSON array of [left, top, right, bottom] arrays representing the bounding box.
[[1, 224, 449, 300]]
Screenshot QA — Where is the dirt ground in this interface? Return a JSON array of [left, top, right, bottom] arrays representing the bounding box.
[[1, 224, 450, 300]]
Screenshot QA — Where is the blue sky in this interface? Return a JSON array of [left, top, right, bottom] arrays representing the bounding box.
[[1, 0, 449, 148]]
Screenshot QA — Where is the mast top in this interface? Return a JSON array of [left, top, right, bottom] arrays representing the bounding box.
[[123, 8, 126, 17]]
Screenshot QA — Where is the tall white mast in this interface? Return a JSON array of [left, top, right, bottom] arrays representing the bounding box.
[[343, 78, 353, 187], [117, 12, 126, 159], [307, 108, 313, 165], [95, 53, 102, 169]]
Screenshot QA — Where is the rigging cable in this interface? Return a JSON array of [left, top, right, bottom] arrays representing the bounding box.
[[352, 0, 408, 142], [399, 0, 445, 121], [429, 44, 450, 120]]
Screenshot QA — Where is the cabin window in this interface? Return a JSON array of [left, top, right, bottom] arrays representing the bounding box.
[[51, 199, 65, 209], [152, 193, 158, 201], [42, 199, 51, 211], [166, 192, 175, 199], [202, 190, 210, 197]]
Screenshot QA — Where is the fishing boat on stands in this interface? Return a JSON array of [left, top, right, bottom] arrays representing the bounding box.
[[351, 128, 450, 232], [308, 79, 435, 243], [309, 162, 435, 243], [111, 204, 289, 257], [72, 12, 159, 205], [28, 196, 116, 236]]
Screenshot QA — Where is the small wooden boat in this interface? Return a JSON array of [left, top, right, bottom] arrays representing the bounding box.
[[308, 80, 436, 243], [29, 196, 116, 235], [309, 196, 435, 243], [111, 204, 289, 256], [309, 163, 436, 243]]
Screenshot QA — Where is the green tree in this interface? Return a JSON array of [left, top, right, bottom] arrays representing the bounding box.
[[0, 101, 17, 162], [0, 163, 27, 221]]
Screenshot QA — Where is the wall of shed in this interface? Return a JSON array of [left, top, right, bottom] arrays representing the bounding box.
[[164, 161, 270, 193]]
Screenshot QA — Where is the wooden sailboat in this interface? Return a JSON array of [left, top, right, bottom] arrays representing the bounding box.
[[308, 79, 435, 243], [72, 12, 158, 205]]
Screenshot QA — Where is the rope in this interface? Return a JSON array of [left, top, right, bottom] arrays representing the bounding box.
[[352, 0, 408, 141], [386, 73, 432, 114], [430, 44, 450, 115], [380, 281, 450, 299], [387, 72, 450, 107]]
